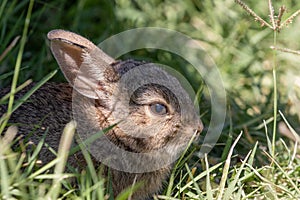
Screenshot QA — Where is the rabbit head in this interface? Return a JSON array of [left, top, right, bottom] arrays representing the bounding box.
[[47, 30, 203, 168]]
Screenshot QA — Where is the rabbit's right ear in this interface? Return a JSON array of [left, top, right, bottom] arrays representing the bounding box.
[[47, 29, 116, 99]]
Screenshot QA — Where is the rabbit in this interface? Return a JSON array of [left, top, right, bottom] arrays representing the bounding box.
[[0, 30, 203, 199]]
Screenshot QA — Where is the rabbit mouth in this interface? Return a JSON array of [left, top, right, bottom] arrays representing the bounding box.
[[107, 124, 199, 154]]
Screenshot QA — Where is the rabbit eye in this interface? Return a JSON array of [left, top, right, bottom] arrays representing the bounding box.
[[149, 103, 168, 115]]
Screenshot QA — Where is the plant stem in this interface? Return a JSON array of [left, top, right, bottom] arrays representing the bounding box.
[[271, 30, 277, 157]]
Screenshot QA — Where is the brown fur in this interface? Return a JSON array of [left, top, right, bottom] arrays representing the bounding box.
[[0, 30, 203, 199]]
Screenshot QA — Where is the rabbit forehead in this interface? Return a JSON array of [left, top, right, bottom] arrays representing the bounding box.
[[111, 60, 195, 117], [111, 59, 147, 76], [112, 60, 188, 101]]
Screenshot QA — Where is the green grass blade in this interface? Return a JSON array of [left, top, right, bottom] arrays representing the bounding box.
[[247, 141, 258, 166], [28, 158, 59, 179], [246, 163, 296, 198], [205, 153, 213, 200], [166, 131, 198, 196], [34, 173, 75, 180], [0, 69, 57, 125], [0, 0, 8, 20], [263, 120, 272, 156], [11, 69, 57, 113], [115, 181, 143, 200], [0, 0, 35, 135], [264, 151, 300, 194], [45, 120, 76, 199], [221, 105, 233, 161], [216, 131, 243, 200], [185, 163, 202, 198], [223, 150, 251, 200], [0, 154, 10, 199], [178, 162, 223, 193]]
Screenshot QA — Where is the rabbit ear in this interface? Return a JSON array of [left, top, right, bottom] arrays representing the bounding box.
[[47, 29, 116, 99]]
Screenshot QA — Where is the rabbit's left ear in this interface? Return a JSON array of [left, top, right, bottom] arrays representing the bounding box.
[[48, 29, 116, 99]]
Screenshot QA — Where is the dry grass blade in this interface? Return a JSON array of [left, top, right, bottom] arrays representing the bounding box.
[[276, 6, 286, 30], [289, 141, 298, 168], [279, 9, 300, 30], [0, 36, 20, 62], [268, 0, 276, 30], [235, 0, 273, 29], [246, 164, 296, 198], [0, 126, 18, 153], [264, 151, 300, 194], [45, 120, 76, 199], [0, 126, 17, 199], [184, 164, 202, 198], [270, 46, 300, 56], [0, 79, 32, 103], [278, 110, 300, 143]]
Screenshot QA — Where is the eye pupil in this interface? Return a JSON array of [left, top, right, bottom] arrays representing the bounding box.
[[150, 103, 167, 115], [155, 104, 164, 113]]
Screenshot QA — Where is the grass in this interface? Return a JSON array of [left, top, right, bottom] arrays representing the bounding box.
[[1, 0, 300, 199]]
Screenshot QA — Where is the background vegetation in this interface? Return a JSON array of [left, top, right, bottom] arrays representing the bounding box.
[[0, 0, 300, 199]]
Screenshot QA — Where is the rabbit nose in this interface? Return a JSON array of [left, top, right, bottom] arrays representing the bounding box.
[[195, 120, 204, 135]]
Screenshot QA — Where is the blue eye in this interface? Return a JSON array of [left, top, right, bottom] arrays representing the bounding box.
[[150, 103, 168, 115]]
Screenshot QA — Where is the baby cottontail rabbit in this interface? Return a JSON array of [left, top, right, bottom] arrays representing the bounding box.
[[0, 30, 203, 199]]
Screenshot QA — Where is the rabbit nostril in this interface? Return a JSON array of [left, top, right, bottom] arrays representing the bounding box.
[[197, 121, 204, 134], [175, 123, 180, 128]]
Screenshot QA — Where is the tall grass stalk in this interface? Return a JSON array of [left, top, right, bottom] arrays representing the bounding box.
[[0, 0, 8, 20], [271, 30, 278, 157], [45, 120, 76, 199], [0, 0, 34, 135]]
